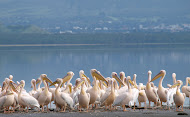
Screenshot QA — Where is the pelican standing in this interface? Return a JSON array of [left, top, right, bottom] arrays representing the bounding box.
[[145, 70, 160, 108], [172, 80, 186, 111], [151, 70, 168, 109]]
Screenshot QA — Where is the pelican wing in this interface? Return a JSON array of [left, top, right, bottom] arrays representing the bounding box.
[[113, 93, 128, 106], [167, 88, 176, 105], [186, 86, 190, 92], [21, 95, 40, 108], [153, 88, 159, 98], [33, 91, 41, 100], [0, 96, 7, 107], [61, 93, 74, 109], [100, 90, 111, 104]]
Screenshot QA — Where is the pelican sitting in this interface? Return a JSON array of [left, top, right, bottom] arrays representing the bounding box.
[[145, 70, 160, 108], [172, 80, 186, 111], [151, 70, 168, 109]]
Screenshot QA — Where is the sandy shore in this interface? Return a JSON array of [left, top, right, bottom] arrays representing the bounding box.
[[0, 107, 189, 117]]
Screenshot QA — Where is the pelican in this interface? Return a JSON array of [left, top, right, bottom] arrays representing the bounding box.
[[78, 80, 90, 112], [151, 70, 168, 109], [29, 79, 37, 96], [86, 76, 99, 109], [0, 80, 15, 113], [138, 83, 147, 108], [113, 76, 134, 111], [100, 79, 116, 110], [79, 70, 91, 87], [35, 74, 53, 112], [172, 80, 186, 111], [120, 71, 126, 86], [13, 80, 40, 112], [182, 77, 190, 98], [166, 73, 177, 110], [51, 78, 74, 112], [145, 70, 160, 108]]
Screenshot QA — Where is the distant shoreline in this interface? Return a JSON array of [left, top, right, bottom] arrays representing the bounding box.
[[0, 43, 190, 47]]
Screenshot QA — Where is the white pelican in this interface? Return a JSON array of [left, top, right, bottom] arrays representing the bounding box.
[[113, 76, 133, 111], [182, 77, 190, 98], [166, 73, 177, 110], [13, 80, 40, 112], [29, 79, 37, 96], [91, 69, 108, 85], [86, 76, 99, 109], [51, 78, 74, 112], [78, 80, 90, 112], [151, 70, 168, 109], [79, 70, 91, 87], [145, 70, 160, 108], [138, 83, 147, 108], [0, 80, 15, 113], [100, 79, 116, 110], [120, 71, 126, 86], [172, 80, 186, 111], [35, 74, 53, 112]]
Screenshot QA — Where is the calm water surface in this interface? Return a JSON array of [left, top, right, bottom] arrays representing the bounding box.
[[0, 45, 190, 105]]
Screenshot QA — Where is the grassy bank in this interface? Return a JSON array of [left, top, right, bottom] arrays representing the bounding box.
[[0, 32, 190, 45]]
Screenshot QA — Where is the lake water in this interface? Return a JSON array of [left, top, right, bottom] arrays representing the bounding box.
[[0, 45, 190, 106]]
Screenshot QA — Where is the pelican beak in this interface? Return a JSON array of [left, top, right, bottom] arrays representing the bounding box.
[[81, 73, 91, 84], [9, 81, 17, 92], [102, 82, 108, 88], [75, 80, 85, 89], [171, 82, 180, 88], [150, 71, 164, 82], [36, 78, 41, 84], [42, 76, 53, 84], [112, 73, 125, 86], [50, 81, 58, 86], [62, 74, 72, 84], [68, 85, 72, 93], [188, 80, 190, 85], [128, 79, 138, 89], [91, 70, 108, 85]]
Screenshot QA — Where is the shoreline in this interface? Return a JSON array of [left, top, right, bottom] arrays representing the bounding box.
[[0, 108, 189, 117], [0, 43, 190, 47]]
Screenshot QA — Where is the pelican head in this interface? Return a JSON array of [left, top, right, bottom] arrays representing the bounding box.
[[79, 70, 91, 84], [91, 69, 108, 84], [112, 72, 125, 86], [50, 78, 62, 86], [40, 74, 53, 84], [9, 75, 13, 80], [171, 80, 183, 88], [148, 70, 152, 75], [151, 70, 166, 82], [62, 71, 74, 84]]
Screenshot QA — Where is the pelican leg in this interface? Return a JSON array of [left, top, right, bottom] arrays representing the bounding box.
[[95, 104, 98, 109], [144, 102, 147, 109], [139, 102, 141, 108], [181, 105, 184, 112], [86, 106, 88, 112], [176, 105, 178, 111], [63, 105, 66, 112], [149, 101, 151, 108], [42, 105, 44, 112], [133, 102, 136, 110], [79, 106, 81, 112], [46, 105, 50, 112], [4, 107, 7, 114], [161, 101, 163, 109]]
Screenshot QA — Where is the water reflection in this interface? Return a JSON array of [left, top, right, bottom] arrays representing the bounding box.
[[0, 46, 190, 92]]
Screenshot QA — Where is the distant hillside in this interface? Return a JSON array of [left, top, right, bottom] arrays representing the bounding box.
[[0, 23, 48, 34]]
